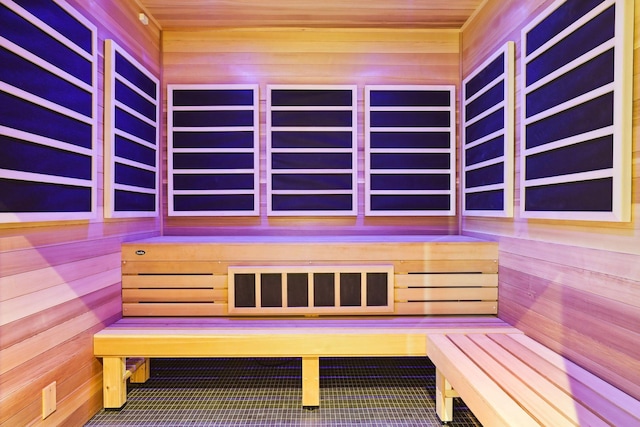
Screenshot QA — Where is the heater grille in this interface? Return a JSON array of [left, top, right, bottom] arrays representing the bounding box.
[[227, 265, 394, 315]]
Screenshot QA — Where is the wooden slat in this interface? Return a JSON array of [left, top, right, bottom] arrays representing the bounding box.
[[122, 289, 228, 303], [1, 269, 121, 326], [0, 302, 120, 376], [0, 253, 121, 301], [122, 303, 228, 317], [0, 285, 120, 351], [394, 287, 497, 302], [122, 259, 498, 275], [395, 260, 498, 274], [123, 274, 227, 289], [394, 301, 497, 315], [395, 273, 497, 288], [122, 261, 226, 275]]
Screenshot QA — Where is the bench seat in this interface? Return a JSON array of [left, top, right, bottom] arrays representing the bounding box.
[[94, 316, 520, 409], [427, 333, 640, 427]]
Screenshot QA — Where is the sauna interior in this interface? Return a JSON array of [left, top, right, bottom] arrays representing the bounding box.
[[0, 0, 638, 425]]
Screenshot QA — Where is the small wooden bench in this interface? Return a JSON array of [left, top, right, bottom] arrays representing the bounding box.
[[427, 333, 640, 426]]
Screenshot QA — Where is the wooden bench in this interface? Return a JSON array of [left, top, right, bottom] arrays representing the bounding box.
[[427, 333, 640, 426], [95, 235, 505, 410], [94, 316, 521, 409]]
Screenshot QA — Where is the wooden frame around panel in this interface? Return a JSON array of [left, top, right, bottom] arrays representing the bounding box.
[[364, 85, 457, 216], [104, 39, 160, 218], [266, 84, 358, 216], [0, 0, 97, 222], [462, 42, 515, 218], [167, 84, 260, 216], [519, 0, 633, 221]]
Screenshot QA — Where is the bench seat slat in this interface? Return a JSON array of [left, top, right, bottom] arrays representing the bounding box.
[[467, 334, 610, 427], [493, 334, 640, 425]]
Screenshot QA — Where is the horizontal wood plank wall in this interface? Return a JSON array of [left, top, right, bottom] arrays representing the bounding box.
[[162, 28, 460, 236], [0, 0, 162, 425], [461, 0, 640, 401]]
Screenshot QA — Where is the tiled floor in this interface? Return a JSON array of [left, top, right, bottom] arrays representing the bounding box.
[[86, 357, 482, 426]]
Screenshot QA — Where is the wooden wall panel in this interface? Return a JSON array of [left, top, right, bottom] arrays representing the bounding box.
[[461, 0, 640, 401], [0, 0, 161, 425], [162, 28, 461, 236]]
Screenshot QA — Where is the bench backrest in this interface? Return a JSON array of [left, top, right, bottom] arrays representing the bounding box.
[[121, 237, 498, 317]]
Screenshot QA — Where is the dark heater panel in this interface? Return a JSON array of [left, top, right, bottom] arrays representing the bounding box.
[[287, 274, 309, 307], [268, 85, 357, 216], [168, 85, 259, 216], [261, 274, 283, 308], [365, 85, 456, 216], [462, 42, 514, 217], [0, 0, 97, 223], [314, 273, 335, 307], [520, 0, 631, 221], [340, 273, 361, 307], [234, 274, 256, 308], [366, 273, 388, 307], [105, 39, 159, 218]]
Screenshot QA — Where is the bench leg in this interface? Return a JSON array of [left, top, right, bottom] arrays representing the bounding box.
[[302, 356, 320, 408], [103, 357, 128, 409], [130, 358, 151, 383], [435, 367, 454, 422]]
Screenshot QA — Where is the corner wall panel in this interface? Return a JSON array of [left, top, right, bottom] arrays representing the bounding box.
[[0, 0, 162, 425], [461, 0, 640, 403]]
